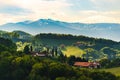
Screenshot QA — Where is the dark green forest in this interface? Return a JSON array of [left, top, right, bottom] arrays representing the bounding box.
[[0, 37, 119, 80], [0, 31, 120, 80]]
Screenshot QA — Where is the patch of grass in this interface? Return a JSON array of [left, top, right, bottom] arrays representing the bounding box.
[[62, 46, 85, 57], [101, 67, 120, 76]]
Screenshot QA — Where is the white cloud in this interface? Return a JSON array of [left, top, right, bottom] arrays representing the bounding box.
[[0, 0, 71, 11], [0, 0, 120, 24], [0, 0, 73, 24], [77, 10, 120, 23], [90, 0, 120, 10]]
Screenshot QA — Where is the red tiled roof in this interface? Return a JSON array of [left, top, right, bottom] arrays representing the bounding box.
[[74, 62, 92, 67]]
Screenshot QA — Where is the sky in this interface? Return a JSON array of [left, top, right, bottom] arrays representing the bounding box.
[[0, 0, 120, 24]]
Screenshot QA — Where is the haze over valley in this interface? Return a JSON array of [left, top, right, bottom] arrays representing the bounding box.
[[0, 19, 120, 41]]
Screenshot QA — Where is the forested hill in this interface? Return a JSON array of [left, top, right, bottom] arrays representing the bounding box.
[[0, 31, 120, 68], [0, 30, 33, 42], [35, 33, 119, 50], [0, 36, 119, 80], [1, 30, 120, 50], [0, 37, 16, 52]]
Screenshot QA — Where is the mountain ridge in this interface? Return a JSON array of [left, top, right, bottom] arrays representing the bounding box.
[[0, 19, 120, 41]]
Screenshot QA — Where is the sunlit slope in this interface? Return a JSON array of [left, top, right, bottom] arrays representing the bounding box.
[[101, 67, 120, 76], [62, 46, 85, 57]]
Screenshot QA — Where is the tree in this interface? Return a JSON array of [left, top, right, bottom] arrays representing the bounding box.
[[77, 76, 92, 80], [11, 55, 36, 80], [9, 32, 19, 39], [30, 46, 33, 52], [28, 62, 49, 80], [0, 37, 17, 52], [49, 62, 75, 80], [0, 51, 12, 58], [84, 48, 99, 61], [55, 77, 66, 80], [58, 50, 67, 63], [90, 71, 117, 80], [99, 59, 110, 68], [67, 55, 76, 65], [102, 47, 117, 59], [0, 56, 14, 80], [23, 45, 30, 54]]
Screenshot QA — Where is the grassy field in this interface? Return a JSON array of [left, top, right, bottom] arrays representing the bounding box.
[[62, 46, 85, 57], [101, 67, 120, 76]]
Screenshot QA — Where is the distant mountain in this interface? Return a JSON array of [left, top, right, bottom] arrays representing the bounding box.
[[0, 19, 120, 41]]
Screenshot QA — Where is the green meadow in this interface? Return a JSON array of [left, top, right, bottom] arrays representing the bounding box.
[[101, 67, 120, 76]]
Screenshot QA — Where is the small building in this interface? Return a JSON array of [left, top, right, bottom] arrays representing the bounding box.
[[35, 53, 46, 57], [31, 51, 47, 57], [91, 62, 101, 68], [74, 62, 100, 68]]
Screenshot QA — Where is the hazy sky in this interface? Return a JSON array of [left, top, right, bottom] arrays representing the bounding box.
[[0, 0, 120, 24]]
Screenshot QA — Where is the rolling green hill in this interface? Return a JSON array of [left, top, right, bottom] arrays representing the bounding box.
[[101, 67, 120, 76], [0, 31, 120, 60], [0, 30, 33, 42], [35, 33, 119, 47], [34, 33, 120, 60]]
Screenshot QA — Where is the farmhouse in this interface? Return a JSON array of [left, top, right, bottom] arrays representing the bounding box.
[[31, 51, 47, 57], [74, 62, 100, 68]]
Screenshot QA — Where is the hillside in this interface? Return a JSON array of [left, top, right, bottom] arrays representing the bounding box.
[[34, 33, 120, 60], [62, 46, 85, 57], [0, 37, 16, 52], [35, 33, 119, 49], [101, 67, 120, 76], [13, 30, 31, 36], [0, 31, 120, 60], [0, 30, 33, 42], [0, 31, 120, 80]]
